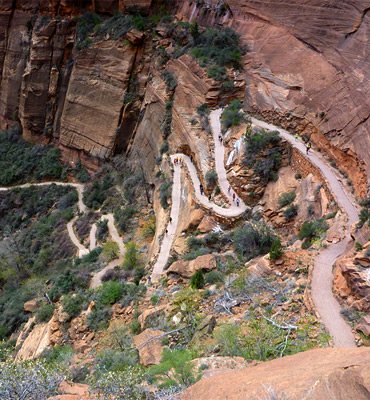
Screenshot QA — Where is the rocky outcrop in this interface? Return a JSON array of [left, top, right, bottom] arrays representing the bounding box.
[[180, 347, 370, 400], [167, 253, 217, 278], [133, 328, 164, 366]]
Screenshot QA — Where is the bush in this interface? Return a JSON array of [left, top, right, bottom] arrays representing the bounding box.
[[278, 191, 296, 207], [0, 359, 65, 400], [190, 27, 242, 70], [233, 223, 275, 261], [283, 204, 298, 221], [160, 141, 169, 154], [269, 237, 284, 261], [122, 242, 138, 270], [86, 307, 112, 332], [355, 242, 363, 252], [205, 170, 217, 188], [114, 206, 137, 232], [357, 199, 370, 228], [62, 294, 86, 319], [101, 241, 120, 262], [197, 104, 210, 117], [159, 178, 172, 209], [244, 128, 281, 154], [96, 348, 139, 373], [0, 129, 67, 185], [205, 270, 225, 285], [298, 219, 328, 242], [142, 215, 156, 238], [365, 247, 370, 257], [190, 269, 205, 289], [35, 303, 55, 323], [221, 99, 246, 131], [149, 348, 200, 388], [95, 281, 124, 308]]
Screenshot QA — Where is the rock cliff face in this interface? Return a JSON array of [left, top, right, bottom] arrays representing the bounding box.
[[0, 0, 369, 195]]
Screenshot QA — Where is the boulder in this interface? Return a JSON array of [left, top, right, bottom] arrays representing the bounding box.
[[167, 254, 217, 278], [133, 329, 164, 366], [58, 381, 89, 397], [334, 269, 351, 297], [192, 315, 216, 342], [198, 216, 217, 233], [138, 305, 168, 330], [126, 29, 144, 45], [245, 255, 272, 277], [356, 316, 370, 336], [183, 208, 205, 231], [24, 298, 40, 313]]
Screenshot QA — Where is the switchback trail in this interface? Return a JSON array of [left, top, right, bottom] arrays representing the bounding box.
[[0, 182, 126, 286], [250, 117, 358, 347], [152, 109, 358, 347]]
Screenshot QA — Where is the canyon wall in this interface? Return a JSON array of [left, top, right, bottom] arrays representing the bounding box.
[[0, 0, 369, 195], [176, 0, 370, 197]]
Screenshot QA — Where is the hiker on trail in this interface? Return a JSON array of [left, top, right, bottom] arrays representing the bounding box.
[[200, 184, 204, 195], [180, 157, 183, 163], [220, 137, 223, 144], [236, 198, 240, 207], [295, 133, 299, 141], [219, 134, 222, 142], [190, 155, 193, 163], [165, 229, 168, 235], [232, 193, 236, 201], [228, 185, 231, 193], [208, 193, 212, 201], [306, 142, 311, 154], [169, 217, 172, 223]]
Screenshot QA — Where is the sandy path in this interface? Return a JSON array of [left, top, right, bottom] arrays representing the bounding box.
[[151, 112, 248, 281], [89, 214, 126, 288], [251, 117, 358, 347]]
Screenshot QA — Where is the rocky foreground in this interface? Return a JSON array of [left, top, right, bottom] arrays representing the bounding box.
[[180, 348, 370, 400]]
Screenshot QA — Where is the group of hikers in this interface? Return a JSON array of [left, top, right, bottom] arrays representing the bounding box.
[[295, 133, 312, 154]]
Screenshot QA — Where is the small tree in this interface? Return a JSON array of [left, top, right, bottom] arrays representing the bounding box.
[[269, 237, 284, 261], [123, 242, 138, 270], [190, 269, 205, 289]]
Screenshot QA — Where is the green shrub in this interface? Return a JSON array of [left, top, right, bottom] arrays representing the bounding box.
[[190, 269, 205, 289], [357, 199, 370, 228], [40, 345, 74, 366], [123, 242, 138, 270], [298, 219, 328, 241], [95, 281, 124, 308], [86, 307, 112, 332], [283, 204, 298, 221], [160, 141, 169, 154], [0, 129, 67, 185], [205, 170, 217, 188], [244, 127, 280, 154], [295, 173, 302, 180], [62, 294, 85, 319], [129, 319, 141, 335], [269, 237, 284, 261], [96, 348, 139, 373], [355, 242, 363, 252], [114, 206, 137, 232], [205, 270, 224, 285], [159, 178, 172, 209], [49, 269, 89, 301], [190, 27, 242, 70], [149, 348, 200, 388], [187, 236, 205, 250], [161, 70, 177, 92], [101, 241, 120, 262], [83, 174, 114, 210], [197, 104, 210, 117], [221, 99, 246, 130], [233, 223, 275, 261], [365, 247, 370, 257], [35, 303, 55, 323], [278, 191, 296, 207]]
